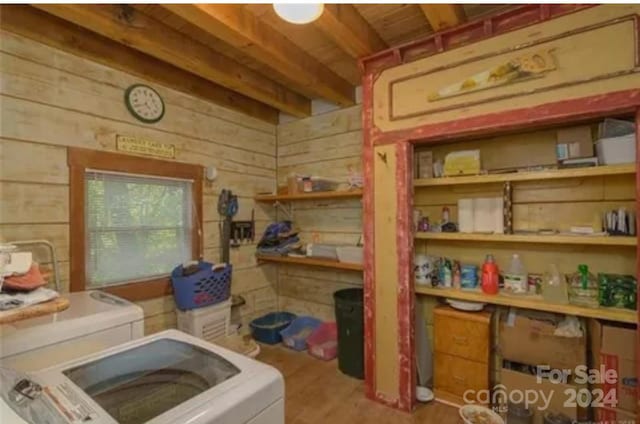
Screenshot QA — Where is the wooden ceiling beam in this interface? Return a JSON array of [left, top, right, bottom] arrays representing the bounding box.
[[163, 4, 355, 107], [0, 5, 279, 124], [314, 4, 387, 59], [419, 4, 466, 32], [32, 4, 310, 117]]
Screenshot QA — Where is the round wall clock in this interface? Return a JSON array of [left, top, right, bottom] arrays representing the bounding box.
[[124, 84, 165, 124]]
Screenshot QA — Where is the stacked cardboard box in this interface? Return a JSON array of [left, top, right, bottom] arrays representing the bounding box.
[[590, 321, 637, 421]]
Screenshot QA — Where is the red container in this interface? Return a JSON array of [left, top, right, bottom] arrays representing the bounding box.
[[481, 255, 499, 295], [306, 322, 338, 360]]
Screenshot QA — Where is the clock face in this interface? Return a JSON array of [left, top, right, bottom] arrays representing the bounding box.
[[125, 84, 165, 123]]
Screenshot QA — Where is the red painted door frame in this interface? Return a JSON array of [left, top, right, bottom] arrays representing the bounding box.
[[360, 5, 640, 413]]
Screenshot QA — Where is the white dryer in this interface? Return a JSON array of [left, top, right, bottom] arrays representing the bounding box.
[[0, 291, 144, 372], [0, 329, 285, 424]]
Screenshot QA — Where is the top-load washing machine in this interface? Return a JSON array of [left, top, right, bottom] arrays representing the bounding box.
[[0, 291, 144, 372], [0, 329, 285, 424]]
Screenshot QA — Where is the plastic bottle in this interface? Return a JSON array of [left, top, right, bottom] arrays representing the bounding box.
[[481, 254, 499, 295], [504, 254, 528, 295], [568, 264, 599, 308], [542, 264, 569, 304]]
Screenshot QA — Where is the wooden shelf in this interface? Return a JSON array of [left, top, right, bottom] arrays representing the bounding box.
[[256, 255, 363, 271], [415, 286, 636, 324], [414, 164, 636, 187], [415, 232, 637, 247], [254, 189, 362, 202]]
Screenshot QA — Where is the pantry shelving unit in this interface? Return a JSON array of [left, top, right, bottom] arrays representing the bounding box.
[[415, 232, 637, 247], [413, 132, 638, 325], [414, 163, 635, 187], [254, 189, 364, 272], [415, 285, 636, 324]]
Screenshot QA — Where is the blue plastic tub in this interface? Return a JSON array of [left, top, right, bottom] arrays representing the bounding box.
[[250, 312, 297, 345], [280, 316, 323, 351], [171, 261, 232, 310]]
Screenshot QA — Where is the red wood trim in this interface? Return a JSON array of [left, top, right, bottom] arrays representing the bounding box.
[[362, 71, 377, 401], [636, 108, 640, 423], [68, 162, 86, 293], [395, 141, 415, 412], [67, 147, 203, 299], [359, 4, 591, 75], [375, 89, 640, 147]]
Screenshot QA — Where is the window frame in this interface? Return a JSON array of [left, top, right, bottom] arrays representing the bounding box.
[[69, 147, 203, 301]]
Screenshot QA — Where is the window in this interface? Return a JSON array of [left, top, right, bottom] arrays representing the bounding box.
[[69, 148, 203, 301], [86, 171, 193, 288]]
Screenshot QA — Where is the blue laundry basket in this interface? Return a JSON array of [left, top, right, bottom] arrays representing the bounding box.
[[171, 261, 231, 310], [280, 316, 323, 351], [250, 312, 297, 344]]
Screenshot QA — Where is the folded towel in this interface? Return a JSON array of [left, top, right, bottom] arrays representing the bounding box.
[[3, 263, 46, 292], [0, 287, 59, 311]]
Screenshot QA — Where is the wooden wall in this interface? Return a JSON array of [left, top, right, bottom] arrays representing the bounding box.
[[0, 31, 279, 334], [275, 104, 363, 320]]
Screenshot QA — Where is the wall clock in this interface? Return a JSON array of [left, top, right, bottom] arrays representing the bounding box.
[[124, 84, 165, 124]]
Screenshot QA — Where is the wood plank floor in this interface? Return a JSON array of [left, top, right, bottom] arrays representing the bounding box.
[[257, 344, 461, 424]]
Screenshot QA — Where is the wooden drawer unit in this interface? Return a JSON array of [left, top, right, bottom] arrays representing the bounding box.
[[434, 306, 491, 363], [434, 353, 489, 398], [433, 306, 492, 404]]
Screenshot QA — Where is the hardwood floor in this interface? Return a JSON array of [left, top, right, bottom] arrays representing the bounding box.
[[257, 344, 461, 424]]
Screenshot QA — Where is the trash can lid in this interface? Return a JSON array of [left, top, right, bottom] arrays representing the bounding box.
[[333, 288, 363, 303]]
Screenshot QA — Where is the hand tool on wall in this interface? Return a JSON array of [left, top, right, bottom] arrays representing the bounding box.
[[217, 189, 238, 263]]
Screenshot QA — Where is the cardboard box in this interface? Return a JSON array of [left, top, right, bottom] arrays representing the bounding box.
[[443, 149, 480, 176], [499, 310, 586, 371], [595, 406, 636, 423], [590, 321, 637, 414], [556, 126, 594, 160], [501, 368, 587, 424], [416, 151, 433, 179]]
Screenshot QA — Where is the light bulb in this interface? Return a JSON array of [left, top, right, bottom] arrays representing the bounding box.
[[273, 4, 324, 25]]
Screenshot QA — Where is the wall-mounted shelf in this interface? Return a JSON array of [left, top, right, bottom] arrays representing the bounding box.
[[256, 254, 363, 271], [415, 286, 636, 324], [415, 232, 637, 247], [414, 164, 636, 187], [254, 189, 363, 202]]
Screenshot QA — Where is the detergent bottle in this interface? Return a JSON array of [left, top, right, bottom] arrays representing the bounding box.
[[481, 254, 499, 295]]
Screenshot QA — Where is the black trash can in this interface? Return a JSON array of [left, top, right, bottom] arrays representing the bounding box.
[[334, 288, 364, 379]]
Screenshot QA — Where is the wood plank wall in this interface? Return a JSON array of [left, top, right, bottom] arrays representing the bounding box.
[[0, 32, 279, 334], [276, 105, 363, 320]]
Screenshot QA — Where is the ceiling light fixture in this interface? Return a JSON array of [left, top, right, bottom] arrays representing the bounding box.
[[273, 3, 324, 25]]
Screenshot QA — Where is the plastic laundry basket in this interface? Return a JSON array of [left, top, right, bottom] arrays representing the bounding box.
[[334, 288, 364, 379], [307, 322, 338, 360], [249, 312, 297, 345], [280, 316, 322, 351]]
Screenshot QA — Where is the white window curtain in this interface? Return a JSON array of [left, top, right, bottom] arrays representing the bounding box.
[[85, 170, 193, 288]]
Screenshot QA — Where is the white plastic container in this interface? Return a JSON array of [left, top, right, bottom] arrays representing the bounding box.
[[596, 133, 636, 165], [176, 298, 231, 343], [504, 254, 528, 295], [336, 246, 363, 264]]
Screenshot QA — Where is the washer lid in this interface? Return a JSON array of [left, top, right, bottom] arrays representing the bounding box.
[[62, 338, 241, 424], [0, 291, 144, 358]]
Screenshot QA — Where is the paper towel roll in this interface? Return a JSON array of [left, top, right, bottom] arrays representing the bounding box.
[[458, 199, 474, 233]]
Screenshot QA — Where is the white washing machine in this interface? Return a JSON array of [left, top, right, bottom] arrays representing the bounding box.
[[0, 291, 144, 372], [0, 329, 285, 424]]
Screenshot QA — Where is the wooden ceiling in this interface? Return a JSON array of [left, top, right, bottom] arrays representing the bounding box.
[[1, 4, 510, 123]]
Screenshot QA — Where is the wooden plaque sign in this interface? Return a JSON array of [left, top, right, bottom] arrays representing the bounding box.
[[116, 135, 175, 159]]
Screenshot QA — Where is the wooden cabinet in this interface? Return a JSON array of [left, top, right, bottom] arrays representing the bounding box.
[[433, 306, 492, 404]]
